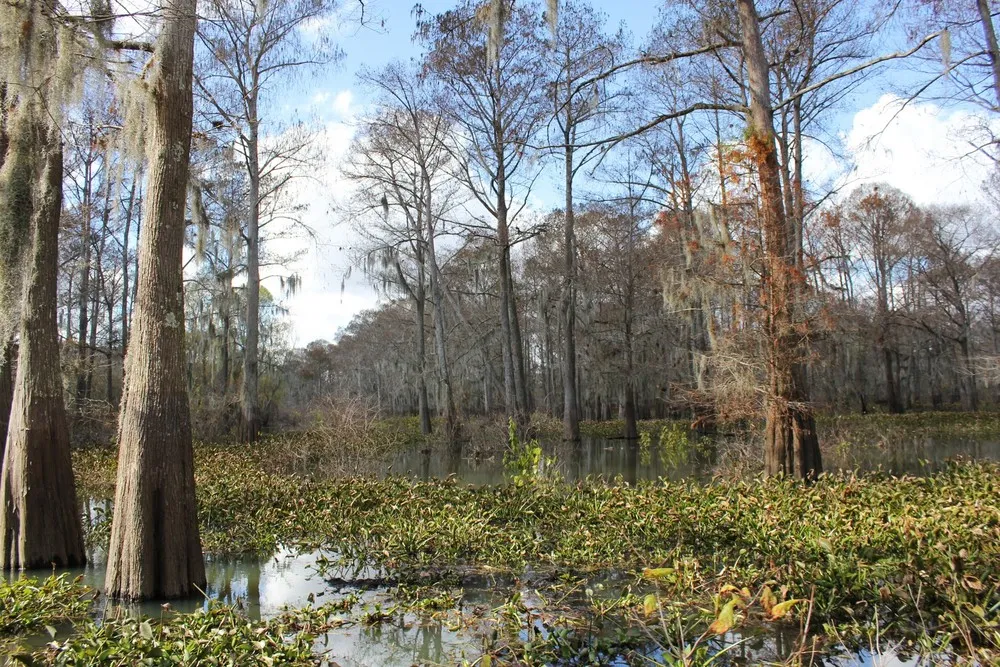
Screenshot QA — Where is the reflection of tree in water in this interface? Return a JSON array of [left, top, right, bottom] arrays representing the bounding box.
[[333, 616, 472, 666]]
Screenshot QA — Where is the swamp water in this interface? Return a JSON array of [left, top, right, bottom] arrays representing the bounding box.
[[387, 434, 1000, 484], [8, 434, 997, 665], [5, 548, 935, 667]]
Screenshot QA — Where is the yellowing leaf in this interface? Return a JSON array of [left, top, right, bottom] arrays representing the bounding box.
[[643, 593, 658, 617], [708, 598, 740, 635], [642, 567, 674, 580], [760, 586, 777, 615], [481, 655, 492, 667], [768, 598, 803, 620]]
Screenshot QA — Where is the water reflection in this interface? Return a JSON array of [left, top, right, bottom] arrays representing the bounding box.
[[6, 546, 951, 666], [388, 434, 1000, 485]]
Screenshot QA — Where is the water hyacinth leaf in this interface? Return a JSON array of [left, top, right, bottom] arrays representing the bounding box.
[[642, 567, 674, 580], [708, 597, 741, 635], [768, 598, 803, 620], [760, 585, 777, 615], [643, 593, 658, 617]]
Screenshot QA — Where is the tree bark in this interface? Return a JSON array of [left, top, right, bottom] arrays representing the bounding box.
[[976, 0, 1000, 110], [737, 0, 822, 479], [241, 114, 261, 444], [415, 286, 432, 435], [105, 0, 206, 600], [0, 123, 85, 570], [883, 346, 902, 413], [0, 341, 13, 448]]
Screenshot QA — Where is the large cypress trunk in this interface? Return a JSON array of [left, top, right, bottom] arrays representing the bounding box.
[[0, 122, 85, 570], [737, 0, 822, 479], [105, 0, 206, 600]]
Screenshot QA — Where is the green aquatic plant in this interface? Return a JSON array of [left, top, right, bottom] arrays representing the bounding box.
[[659, 423, 691, 468], [69, 436, 1000, 659], [503, 419, 558, 486], [0, 575, 94, 636], [639, 430, 652, 466], [31, 602, 322, 666]]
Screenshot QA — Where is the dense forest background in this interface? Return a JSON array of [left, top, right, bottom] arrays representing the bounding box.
[[5, 0, 1000, 455]]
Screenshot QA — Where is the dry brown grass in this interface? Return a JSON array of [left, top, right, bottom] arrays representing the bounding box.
[[273, 395, 410, 478]]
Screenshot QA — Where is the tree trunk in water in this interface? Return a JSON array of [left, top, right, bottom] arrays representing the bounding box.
[[737, 0, 821, 479], [426, 221, 457, 438], [623, 384, 638, 441], [562, 145, 580, 441], [0, 124, 85, 570], [497, 211, 518, 419], [508, 269, 529, 416], [960, 338, 979, 411], [105, 0, 206, 599]]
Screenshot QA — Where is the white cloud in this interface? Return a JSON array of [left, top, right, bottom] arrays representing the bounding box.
[[836, 94, 999, 207], [261, 97, 379, 347], [331, 90, 354, 118]]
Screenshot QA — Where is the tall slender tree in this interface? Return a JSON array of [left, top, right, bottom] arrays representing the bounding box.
[[422, 0, 547, 423], [547, 0, 625, 441], [196, 0, 340, 443], [736, 0, 822, 478]]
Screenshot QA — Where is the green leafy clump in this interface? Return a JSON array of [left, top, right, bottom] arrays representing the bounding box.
[[503, 418, 558, 486], [0, 575, 94, 636], [34, 603, 322, 666]]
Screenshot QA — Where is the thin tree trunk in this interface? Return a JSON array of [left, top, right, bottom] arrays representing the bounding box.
[[508, 274, 529, 415], [562, 143, 580, 441], [426, 195, 457, 438], [121, 175, 137, 358], [415, 290, 432, 435], [497, 216, 518, 418], [105, 0, 206, 599], [0, 123, 85, 570], [241, 109, 261, 443], [883, 345, 902, 413], [737, 0, 821, 479], [76, 170, 91, 405]]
